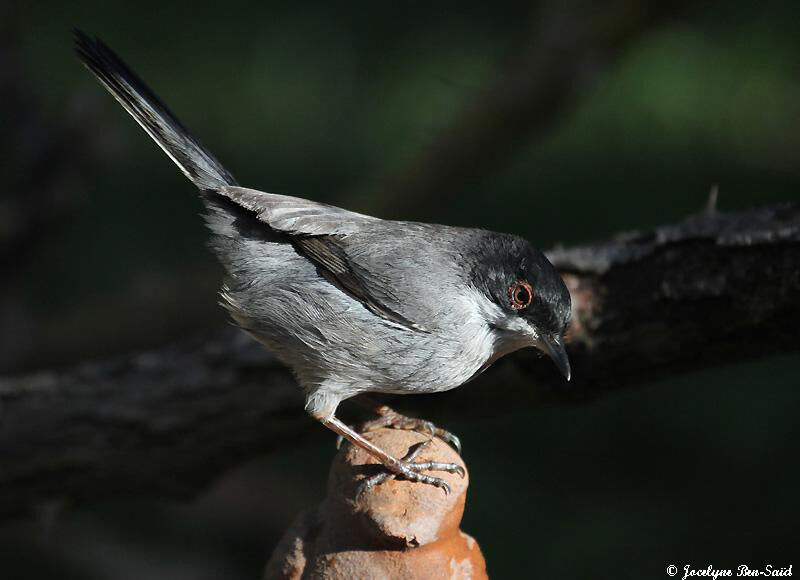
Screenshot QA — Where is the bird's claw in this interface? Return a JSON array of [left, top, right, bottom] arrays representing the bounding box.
[[434, 429, 462, 455], [361, 413, 462, 455], [357, 440, 465, 496]]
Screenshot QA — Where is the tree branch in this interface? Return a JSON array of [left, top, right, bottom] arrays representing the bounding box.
[[358, 0, 679, 217], [1, 201, 798, 520]]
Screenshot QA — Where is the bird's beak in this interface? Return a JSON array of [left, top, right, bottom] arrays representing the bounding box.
[[537, 335, 571, 381]]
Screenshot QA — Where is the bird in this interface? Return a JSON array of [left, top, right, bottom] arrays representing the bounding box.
[[75, 31, 572, 494]]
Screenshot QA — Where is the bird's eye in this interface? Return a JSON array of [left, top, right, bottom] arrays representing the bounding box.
[[508, 280, 533, 310]]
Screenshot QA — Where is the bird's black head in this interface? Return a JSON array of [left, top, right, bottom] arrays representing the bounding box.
[[469, 232, 572, 379]]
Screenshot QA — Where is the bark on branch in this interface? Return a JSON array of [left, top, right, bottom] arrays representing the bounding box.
[[1, 201, 798, 520]]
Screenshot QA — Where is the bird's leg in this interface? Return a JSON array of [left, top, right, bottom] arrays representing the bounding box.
[[359, 401, 462, 454], [322, 415, 465, 495]]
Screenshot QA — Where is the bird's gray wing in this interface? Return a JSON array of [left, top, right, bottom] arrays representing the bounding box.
[[217, 186, 430, 331], [218, 186, 378, 235]]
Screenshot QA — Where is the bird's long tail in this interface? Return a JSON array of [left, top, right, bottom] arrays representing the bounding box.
[[75, 30, 237, 190]]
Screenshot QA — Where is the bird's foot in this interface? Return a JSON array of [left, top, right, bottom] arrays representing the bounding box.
[[361, 407, 462, 454], [358, 439, 465, 496]]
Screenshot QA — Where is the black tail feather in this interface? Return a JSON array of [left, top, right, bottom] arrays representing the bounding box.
[[74, 30, 237, 189]]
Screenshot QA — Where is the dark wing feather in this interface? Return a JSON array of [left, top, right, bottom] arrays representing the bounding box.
[[217, 186, 428, 331], [295, 236, 428, 331]]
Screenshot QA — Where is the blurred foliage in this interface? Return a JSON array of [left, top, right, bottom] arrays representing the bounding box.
[[1, 0, 798, 578]]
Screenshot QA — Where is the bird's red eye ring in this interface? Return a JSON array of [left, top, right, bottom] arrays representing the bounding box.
[[508, 280, 533, 310]]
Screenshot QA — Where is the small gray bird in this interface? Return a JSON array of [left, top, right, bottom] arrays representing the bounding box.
[[76, 32, 571, 493]]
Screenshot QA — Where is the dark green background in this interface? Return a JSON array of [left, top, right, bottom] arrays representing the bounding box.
[[1, 1, 798, 578]]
